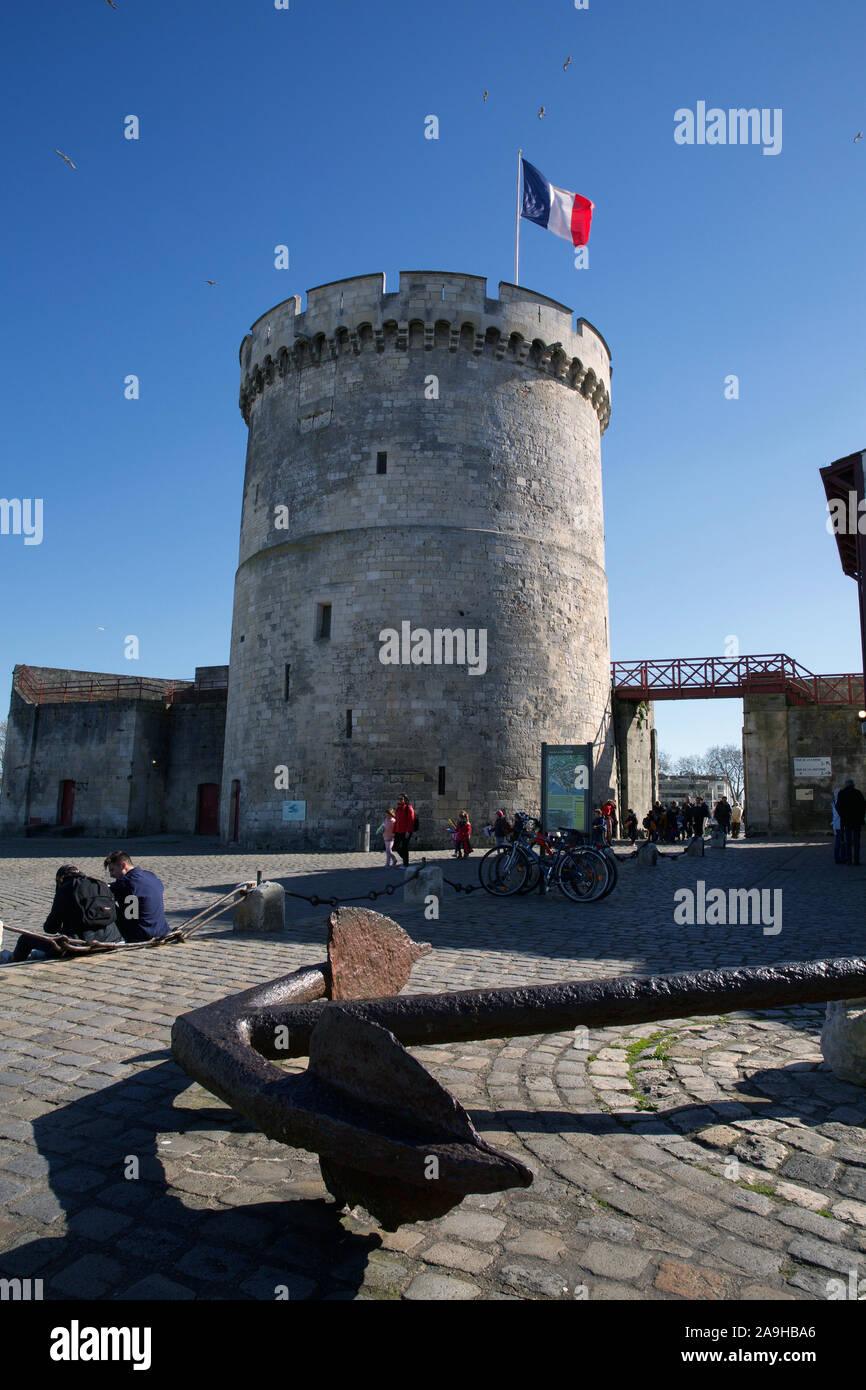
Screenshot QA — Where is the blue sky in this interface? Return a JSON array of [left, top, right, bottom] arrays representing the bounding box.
[[1, 0, 864, 759]]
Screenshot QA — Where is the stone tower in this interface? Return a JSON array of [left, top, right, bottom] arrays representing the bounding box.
[[222, 271, 613, 848]]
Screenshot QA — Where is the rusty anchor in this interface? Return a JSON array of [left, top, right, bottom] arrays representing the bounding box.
[[171, 913, 866, 1229], [172, 906, 532, 1229]]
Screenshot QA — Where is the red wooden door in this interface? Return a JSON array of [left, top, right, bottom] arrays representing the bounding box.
[[231, 780, 240, 842], [196, 783, 219, 835], [59, 780, 75, 826]]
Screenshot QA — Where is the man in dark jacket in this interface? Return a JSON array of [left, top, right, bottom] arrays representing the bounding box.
[[693, 798, 710, 837], [714, 796, 732, 834], [104, 851, 170, 940], [835, 779, 866, 866], [7, 864, 123, 962]]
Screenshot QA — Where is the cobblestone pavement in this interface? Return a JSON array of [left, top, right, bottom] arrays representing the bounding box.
[[0, 834, 864, 1301]]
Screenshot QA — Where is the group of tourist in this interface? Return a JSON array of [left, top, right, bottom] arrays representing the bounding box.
[[378, 780, 866, 868], [0, 852, 168, 964], [585, 795, 746, 846], [379, 793, 754, 865], [640, 795, 743, 842], [382, 803, 516, 866]]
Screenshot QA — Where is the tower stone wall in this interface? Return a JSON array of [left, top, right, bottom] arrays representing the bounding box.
[[222, 270, 614, 848]]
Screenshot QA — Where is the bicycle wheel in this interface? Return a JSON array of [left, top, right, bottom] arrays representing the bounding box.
[[596, 846, 619, 899], [479, 845, 533, 896], [556, 847, 609, 903], [517, 853, 544, 893]]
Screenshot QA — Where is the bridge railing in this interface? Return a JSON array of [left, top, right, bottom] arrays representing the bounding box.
[[611, 655, 864, 707], [14, 665, 228, 707]]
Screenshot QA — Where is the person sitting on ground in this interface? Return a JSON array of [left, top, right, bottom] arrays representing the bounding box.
[[103, 850, 169, 941], [3, 864, 123, 963]]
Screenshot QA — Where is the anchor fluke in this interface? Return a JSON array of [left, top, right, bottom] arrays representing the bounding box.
[[306, 1005, 533, 1229]]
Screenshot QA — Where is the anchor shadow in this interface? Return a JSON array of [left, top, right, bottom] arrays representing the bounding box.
[[0, 1053, 381, 1301]]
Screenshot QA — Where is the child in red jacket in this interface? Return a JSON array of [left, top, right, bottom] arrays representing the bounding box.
[[455, 811, 472, 858]]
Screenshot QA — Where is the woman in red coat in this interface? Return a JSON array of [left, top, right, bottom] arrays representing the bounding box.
[[392, 794, 416, 866], [455, 811, 472, 858]]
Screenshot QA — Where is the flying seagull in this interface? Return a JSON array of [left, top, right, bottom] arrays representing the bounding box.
[[855, 131, 863, 143], [482, 90, 488, 101], [204, 280, 219, 286], [537, 106, 546, 119], [55, 149, 77, 169], [563, 56, 572, 70], [106, 0, 117, 8]]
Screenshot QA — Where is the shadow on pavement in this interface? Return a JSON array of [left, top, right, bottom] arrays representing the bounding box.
[[0, 1056, 380, 1301]]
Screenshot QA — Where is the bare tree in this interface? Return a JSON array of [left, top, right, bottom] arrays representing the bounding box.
[[657, 748, 674, 775], [674, 753, 709, 778], [705, 744, 744, 803]]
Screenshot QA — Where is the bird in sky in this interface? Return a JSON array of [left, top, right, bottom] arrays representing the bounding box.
[[482, 90, 488, 101], [854, 131, 863, 143], [563, 56, 572, 70], [204, 280, 219, 286], [97, 627, 105, 630], [55, 149, 77, 169], [537, 106, 546, 119], [106, 0, 117, 8]]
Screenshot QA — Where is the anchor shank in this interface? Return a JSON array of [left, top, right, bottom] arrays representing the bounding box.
[[248, 956, 866, 1056]]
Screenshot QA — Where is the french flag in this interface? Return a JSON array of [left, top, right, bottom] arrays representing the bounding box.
[[520, 158, 593, 248]]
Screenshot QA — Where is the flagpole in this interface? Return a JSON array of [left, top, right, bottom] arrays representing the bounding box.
[[514, 148, 522, 284]]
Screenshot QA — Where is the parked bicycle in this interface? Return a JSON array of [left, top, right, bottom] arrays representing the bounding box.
[[478, 813, 616, 902]]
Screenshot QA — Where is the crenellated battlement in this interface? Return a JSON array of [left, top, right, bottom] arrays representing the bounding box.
[[238, 271, 611, 432]]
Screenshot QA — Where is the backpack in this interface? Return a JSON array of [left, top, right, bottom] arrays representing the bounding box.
[[412, 811, 419, 833], [71, 875, 117, 931]]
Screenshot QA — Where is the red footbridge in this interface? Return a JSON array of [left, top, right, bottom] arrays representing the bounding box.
[[611, 654, 864, 707]]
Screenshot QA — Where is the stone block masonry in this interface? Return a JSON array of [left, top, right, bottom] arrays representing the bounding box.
[[223, 271, 615, 849], [0, 667, 226, 837], [743, 693, 866, 835]]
